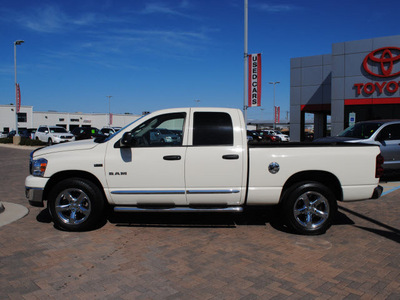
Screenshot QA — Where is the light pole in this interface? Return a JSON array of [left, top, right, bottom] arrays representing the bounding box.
[[269, 81, 280, 129], [194, 99, 200, 106], [14, 40, 24, 139], [106, 96, 112, 126]]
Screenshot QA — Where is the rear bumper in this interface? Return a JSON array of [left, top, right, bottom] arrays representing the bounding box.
[[371, 185, 383, 199]]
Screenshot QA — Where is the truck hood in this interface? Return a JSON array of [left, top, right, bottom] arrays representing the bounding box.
[[33, 139, 98, 157]]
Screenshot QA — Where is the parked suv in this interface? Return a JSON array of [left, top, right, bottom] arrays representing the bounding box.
[[35, 125, 75, 145], [71, 127, 103, 140], [314, 120, 400, 176], [100, 127, 121, 136]]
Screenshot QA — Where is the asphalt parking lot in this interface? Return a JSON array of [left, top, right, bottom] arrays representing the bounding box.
[[0, 144, 399, 299]]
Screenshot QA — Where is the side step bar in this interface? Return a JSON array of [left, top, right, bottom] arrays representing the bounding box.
[[114, 206, 243, 213]]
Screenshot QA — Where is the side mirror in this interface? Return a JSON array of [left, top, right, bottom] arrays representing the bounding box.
[[120, 132, 136, 147]]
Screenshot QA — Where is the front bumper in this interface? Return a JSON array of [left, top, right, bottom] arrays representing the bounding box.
[[25, 175, 49, 207], [25, 187, 44, 207]]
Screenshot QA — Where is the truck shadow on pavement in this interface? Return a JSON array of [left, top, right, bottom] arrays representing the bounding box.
[[338, 205, 400, 244], [108, 208, 356, 235], [108, 207, 282, 229], [35, 206, 399, 241]]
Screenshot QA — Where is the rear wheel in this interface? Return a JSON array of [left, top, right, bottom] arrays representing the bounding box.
[[282, 182, 337, 235], [48, 178, 106, 231]]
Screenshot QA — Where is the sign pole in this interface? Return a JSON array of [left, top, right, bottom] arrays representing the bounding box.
[[243, 0, 248, 126]]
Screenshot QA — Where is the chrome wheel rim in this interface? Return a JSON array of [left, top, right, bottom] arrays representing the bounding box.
[[293, 191, 329, 230], [55, 188, 91, 225]]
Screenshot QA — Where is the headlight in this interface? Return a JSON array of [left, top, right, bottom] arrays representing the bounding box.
[[31, 158, 48, 177]]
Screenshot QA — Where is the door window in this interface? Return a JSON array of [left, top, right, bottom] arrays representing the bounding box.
[[130, 113, 185, 147], [193, 112, 233, 146], [377, 124, 400, 141]]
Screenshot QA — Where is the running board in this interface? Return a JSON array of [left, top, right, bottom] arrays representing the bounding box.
[[113, 206, 243, 213]]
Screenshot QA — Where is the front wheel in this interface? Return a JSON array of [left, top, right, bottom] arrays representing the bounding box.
[[282, 182, 337, 235], [48, 178, 107, 231]]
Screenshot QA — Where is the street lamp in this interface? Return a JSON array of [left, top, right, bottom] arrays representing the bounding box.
[[106, 96, 112, 126], [269, 81, 280, 129], [194, 99, 200, 106], [14, 40, 24, 138]]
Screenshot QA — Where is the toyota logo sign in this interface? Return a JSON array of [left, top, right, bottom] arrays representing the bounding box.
[[363, 47, 400, 78]]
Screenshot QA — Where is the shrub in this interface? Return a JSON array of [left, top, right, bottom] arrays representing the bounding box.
[[0, 137, 46, 146], [19, 138, 46, 146], [0, 138, 13, 144]]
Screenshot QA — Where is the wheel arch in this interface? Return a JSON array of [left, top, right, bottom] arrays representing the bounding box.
[[43, 170, 106, 202], [280, 170, 343, 204]]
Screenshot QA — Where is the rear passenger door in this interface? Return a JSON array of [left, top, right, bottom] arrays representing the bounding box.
[[185, 109, 247, 206]]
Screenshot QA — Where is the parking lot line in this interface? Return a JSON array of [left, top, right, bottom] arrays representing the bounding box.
[[382, 184, 400, 196]]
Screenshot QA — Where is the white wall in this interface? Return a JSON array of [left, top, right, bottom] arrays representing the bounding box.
[[0, 105, 34, 133], [0, 105, 141, 133]]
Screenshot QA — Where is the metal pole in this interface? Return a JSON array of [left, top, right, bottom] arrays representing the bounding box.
[[14, 40, 24, 137], [243, 0, 248, 126], [106, 96, 112, 126]]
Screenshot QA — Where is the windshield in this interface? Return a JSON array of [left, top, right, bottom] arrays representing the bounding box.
[[338, 122, 383, 139], [50, 127, 68, 133]]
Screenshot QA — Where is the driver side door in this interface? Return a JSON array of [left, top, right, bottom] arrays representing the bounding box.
[[104, 110, 189, 206]]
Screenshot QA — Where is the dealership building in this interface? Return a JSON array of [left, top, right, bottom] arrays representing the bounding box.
[[0, 104, 141, 134], [290, 34, 400, 141]]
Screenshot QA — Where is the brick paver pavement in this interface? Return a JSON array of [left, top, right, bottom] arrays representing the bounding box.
[[0, 145, 399, 299]]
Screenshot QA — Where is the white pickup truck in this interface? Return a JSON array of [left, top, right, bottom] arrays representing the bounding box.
[[25, 107, 383, 235]]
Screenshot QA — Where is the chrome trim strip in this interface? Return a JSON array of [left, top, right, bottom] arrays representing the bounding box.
[[111, 190, 186, 195], [186, 189, 240, 194], [114, 206, 243, 213], [111, 189, 241, 195]]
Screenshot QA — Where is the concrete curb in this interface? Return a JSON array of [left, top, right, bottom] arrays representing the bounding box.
[[0, 202, 29, 227]]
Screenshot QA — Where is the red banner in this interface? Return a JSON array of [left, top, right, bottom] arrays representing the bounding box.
[[275, 106, 280, 123], [248, 54, 262, 107], [16, 83, 21, 113]]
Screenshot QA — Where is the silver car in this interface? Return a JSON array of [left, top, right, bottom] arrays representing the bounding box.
[[149, 128, 181, 145], [315, 120, 400, 176]]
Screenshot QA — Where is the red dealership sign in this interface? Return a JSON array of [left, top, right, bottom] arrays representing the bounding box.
[[248, 54, 262, 107]]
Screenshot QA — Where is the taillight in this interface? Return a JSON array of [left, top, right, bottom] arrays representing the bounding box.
[[376, 154, 384, 178]]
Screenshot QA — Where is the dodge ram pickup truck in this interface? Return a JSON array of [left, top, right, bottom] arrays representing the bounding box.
[[25, 107, 383, 235]]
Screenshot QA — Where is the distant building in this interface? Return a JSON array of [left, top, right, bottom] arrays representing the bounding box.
[[0, 104, 141, 133]]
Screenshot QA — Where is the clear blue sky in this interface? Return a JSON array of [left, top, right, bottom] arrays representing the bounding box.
[[1, 0, 399, 121]]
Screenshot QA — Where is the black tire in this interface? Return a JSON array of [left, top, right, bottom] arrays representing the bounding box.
[[282, 182, 337, 235], [48, 178, 106, 231], [48, 138, 53, 146]]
